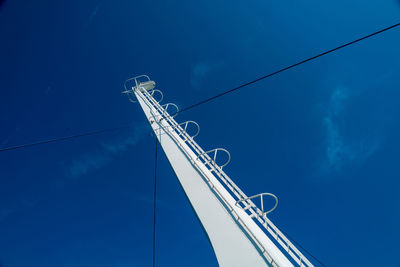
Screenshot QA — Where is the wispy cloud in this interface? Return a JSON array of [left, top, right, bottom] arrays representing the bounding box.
[[322, 87, 380, 171], [45, 85, 52, 95], [330, 86, 349, 115], [82, 2, 103, 32], [0, 136, 11, 147], [68, 126, 147, 178], [69, 153, 110, 178], [190, 61, 223, 90], [323, 87, 350, 170], [0, 208, 15, 223], [0, 197, 38, 223], [0, 126, 21, 147], [133, 193, 171, 209]]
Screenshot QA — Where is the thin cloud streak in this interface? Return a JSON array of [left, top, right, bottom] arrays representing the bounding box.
[[68, 126, 147, 178], [0, 136, 11, 147], [324, 87, 350, 170], [322, 87, 380, 171], [190, 61, 223, 90], [82, 2, 102, 32], [133, 193, 171, 210], [0, 208, 15, 223], [0, 197, 39, 223]]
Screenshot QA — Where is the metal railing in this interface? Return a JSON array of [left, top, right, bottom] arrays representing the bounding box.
[[197, 148, 231, 169], [236, 193, 279, 218], [133, 82, 313, 267]]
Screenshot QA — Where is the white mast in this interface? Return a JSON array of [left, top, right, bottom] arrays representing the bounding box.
[[124, 75, 314, 267]]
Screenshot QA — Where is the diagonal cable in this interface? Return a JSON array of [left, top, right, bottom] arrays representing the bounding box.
[[175, 22, 400, 115], [2, 22, 400, 152], [0, 125, 131, 152]]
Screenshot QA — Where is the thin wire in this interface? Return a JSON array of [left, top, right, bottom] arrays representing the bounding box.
[[174, 21, 400, 116], [152, 137, 158, 267], [2, 22, 399, 153], [0, 125, 131, 152], [0, 22, 394, 267]]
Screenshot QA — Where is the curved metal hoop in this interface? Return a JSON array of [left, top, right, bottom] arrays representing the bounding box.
[[151, 120, 200, 139], [123, 78, 138, 103], [236, 193, 278, 216], [123, 75, 152, 104], [178, 120, 200, 138], [133, 75, 151, 82], [161, 103, 179, 118], [126, 92, 137, 103], [148, 89, 164, 103], [197, 148, 231, 169]]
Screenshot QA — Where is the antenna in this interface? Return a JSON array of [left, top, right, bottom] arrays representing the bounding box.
[[125, 75, 314, 267]]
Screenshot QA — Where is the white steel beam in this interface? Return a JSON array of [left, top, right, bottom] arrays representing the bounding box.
[[133, 82, 295, 267]]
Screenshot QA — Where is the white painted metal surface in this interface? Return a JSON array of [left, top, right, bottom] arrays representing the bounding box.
[[126, 75, 314, 267]]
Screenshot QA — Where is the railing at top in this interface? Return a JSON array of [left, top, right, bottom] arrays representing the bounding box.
[[122, 75, 155, 103], [129, 78, 314, 267]]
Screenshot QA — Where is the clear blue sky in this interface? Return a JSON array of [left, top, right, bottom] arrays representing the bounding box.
[[1, 0, 400, 266]]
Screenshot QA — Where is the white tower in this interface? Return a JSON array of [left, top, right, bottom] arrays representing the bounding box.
[[124, 75, 314, 267]]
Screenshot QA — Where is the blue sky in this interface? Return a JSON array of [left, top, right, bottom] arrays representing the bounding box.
[[1, 0, 400, 266]]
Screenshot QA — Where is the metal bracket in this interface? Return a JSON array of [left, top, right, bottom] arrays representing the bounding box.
[[197, 148, 231, 169], [236, 193, 278, 217]]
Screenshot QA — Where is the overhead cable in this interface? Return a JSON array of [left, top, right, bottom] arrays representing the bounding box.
[[0, 125, 130, 153], [175, 21, 400, 115], [2, 22, 399, 152], [152, 138, 158, 267]]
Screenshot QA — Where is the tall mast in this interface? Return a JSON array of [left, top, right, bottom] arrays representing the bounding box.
[[124, 75, 314, 267]]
